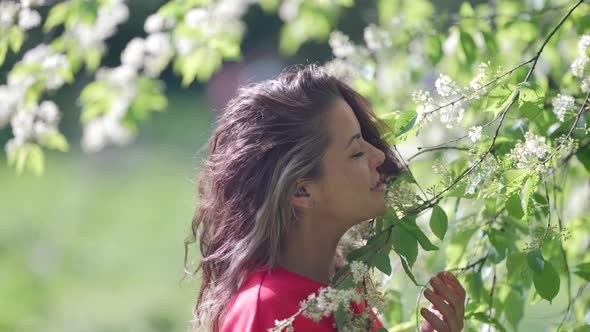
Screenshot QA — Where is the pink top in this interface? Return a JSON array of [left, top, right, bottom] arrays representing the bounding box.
[[221, 266, 385, 331]]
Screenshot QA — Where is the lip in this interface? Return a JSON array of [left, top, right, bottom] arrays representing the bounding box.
[[371, 179, 385, 192]]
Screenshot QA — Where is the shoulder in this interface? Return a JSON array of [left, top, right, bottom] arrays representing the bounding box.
[[221, 270, 336, 332]]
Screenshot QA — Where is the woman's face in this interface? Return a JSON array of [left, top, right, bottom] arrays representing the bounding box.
[[304, 98, 387, 228]]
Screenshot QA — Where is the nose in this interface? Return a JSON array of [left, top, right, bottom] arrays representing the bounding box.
[[370, 145, 385, 169]]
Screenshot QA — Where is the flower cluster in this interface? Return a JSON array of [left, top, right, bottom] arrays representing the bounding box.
[[349, 260, 368, 284], [4, 100, 61, 156], [412, 63, 500, 131], [325, 31, 374, 81], [1, 44, 69, 155], [300, 287, 363, 323], [551, 93, 576, 122], [468, 62, 493, 97], [173, 1, 247, 57], [65, 0, 129, 51], [508, 131, 551, 170], [0, 0, 43, 31], [465, 154, 501, 196], [413, 74, 466, 128], [571, 34, 590, 92], [363, 24, 392, 52], [468, 125, 483, 143], [385, 182, 421, 214], [80, 66, 137, 153]]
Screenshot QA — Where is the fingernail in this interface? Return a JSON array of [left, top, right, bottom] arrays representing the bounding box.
[[420, 308, 428, 315], [446, 272, 456, 280], [431, 277, 441, 285], [424, 289, 433, 296]]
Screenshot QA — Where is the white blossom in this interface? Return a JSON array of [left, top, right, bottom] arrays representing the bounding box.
[[11, 108, 35, 140], [299, 287, 362, 323], [0, 2, 19, 27], [468, 125, 482, 143], [349, 260, 368, 283], [578, 34, 590, 56], [144, 13, 164, 33], [363, 24, 391, 51], [18, 8, 41, 30], [571, 56, 588, 78], [435, 74, 460, 98], [582, 76, 590, 93], [0, 85, 21, 128], [469, 62, 491, 97], [81, 115, 134, 153], [38, 100, 60, 124], [20, 0, 45, 8], [551, 94, 576, 122], [185, 8, 209, 29], [278, 0, 302, 22], [121, 37, 145, 69], [329, 31, 355, 58], [97, 65, 137, 86], [174, 37, 196, 56], [145, 32, 171, 55], [509, 131, 551, 169], [4, 136, 25, 156]]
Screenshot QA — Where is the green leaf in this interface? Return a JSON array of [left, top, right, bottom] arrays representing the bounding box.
[[429, 205, 448, 240], [373, 251, 392, 276], [504, 288, 525, 330], [383, 289, 402, 324], [481, 30, 497, 54], [258, 0, 279, 13], [399, 218, 439, 251], [459, 30, 477, 64], [464, 271, 483, 302], [0, 42, 7, 66], [8, 26, 24, 53], [505, 193, 524, 219], [532, 259, 560, 302], [486, 85, 517, 117], [44, 2, 70, 32], [467, 312, 507, 332], [334, 302, 347, 329], [576, 144, 590, 173], [391, 224, 418, 267], [85, 49, 102, 72], [573, 262, 590, 281], [523, 172, 540, 218], [26, 145, 44, 176], [424, 34, 442, 65], [38, 131, 69, 152], [488, 229, 510, 263], [527, 249, 544, 274], [398, 255, 419, 286], [518, 84, 545, 120]]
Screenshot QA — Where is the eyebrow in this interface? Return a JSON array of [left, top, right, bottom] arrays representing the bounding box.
[[345, 133, 361, 150]]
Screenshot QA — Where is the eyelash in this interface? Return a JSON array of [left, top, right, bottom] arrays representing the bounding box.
[[352, 152, 365, 158]]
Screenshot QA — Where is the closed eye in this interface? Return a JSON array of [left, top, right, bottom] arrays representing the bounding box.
[[352, 152, 364, 158]]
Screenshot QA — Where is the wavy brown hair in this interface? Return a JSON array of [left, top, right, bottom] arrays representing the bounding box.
[[184, 64, 403, 331]]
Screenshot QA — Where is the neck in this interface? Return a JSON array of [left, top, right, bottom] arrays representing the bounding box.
[[277, 218, 348, 285]]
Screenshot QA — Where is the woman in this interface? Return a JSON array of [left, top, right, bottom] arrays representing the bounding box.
[[185, 64, 466, 332]]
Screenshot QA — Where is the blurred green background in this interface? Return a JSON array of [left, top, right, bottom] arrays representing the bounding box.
[[0, 0, 582, 331]]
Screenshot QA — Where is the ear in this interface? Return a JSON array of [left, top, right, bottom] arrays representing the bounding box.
[[290, 181, 314, 209]]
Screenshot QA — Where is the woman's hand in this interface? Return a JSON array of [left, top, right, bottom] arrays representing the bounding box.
[[420, 271, 466, 332]]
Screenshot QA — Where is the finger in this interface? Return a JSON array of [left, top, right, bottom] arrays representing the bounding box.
[[430, 275, 462, 312], [438, 271, 466, 319], [424, 288, 459, 332], [420, 307, 449, 332], [440, 271, 467, 301]]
